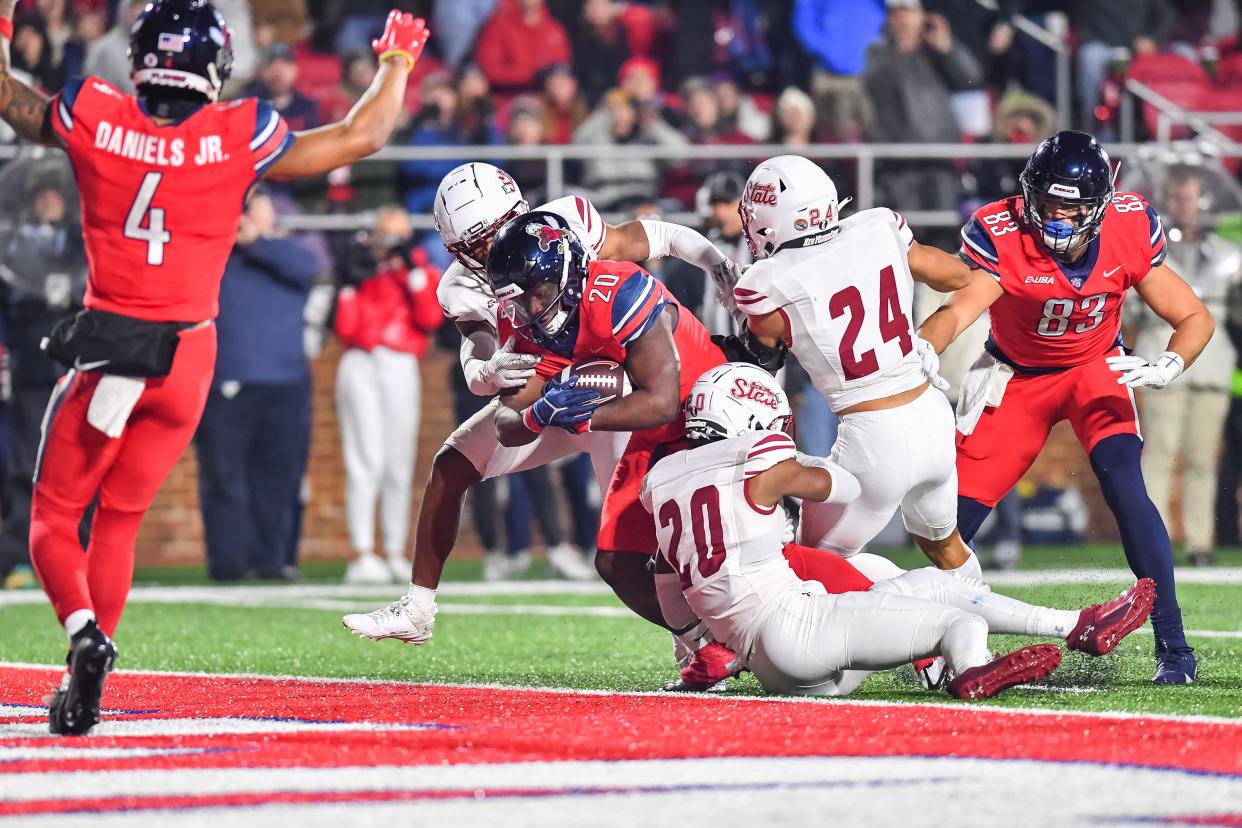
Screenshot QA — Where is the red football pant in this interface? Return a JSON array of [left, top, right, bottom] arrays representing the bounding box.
[[596, 430, 666, 554], [956, 349, 1140, 508], [781, 542, 875, 592], [30, 324, 216, 636]]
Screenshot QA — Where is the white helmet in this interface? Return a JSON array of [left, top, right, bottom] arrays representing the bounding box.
[[433, 162, 529, 274], [739, 155, 850, 259], [685, 362, 792, 443]]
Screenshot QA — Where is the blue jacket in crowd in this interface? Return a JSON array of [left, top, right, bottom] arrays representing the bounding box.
[[215, 236, 319, 386], [793, 0, 886, 77]]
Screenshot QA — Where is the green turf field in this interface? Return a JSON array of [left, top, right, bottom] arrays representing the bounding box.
[[3, 544, 1240, 719]]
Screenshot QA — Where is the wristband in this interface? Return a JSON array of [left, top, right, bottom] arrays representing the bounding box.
[[522, 406, 544, 433], [0, 18, 13, 40], [378, 50, 415, 74]]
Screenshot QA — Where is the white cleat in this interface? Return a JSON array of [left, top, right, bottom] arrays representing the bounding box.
[[344, 553, 395, 585], [545, 543, 596, 581], [342, 595, 436, 644]]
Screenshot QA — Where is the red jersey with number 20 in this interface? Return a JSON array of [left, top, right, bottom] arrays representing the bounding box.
[[959, 192, 1167, 369], [50, 76, 294, 322]]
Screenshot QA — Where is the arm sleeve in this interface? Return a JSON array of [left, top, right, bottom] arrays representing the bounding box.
[[252, 99, 295, 178], [1146, 204, 1168, 269], [742, 433, 798, 477], [890, 210, 915, 248], [638, 219, 729, 273], [611, 269, 669, 348], [732, 266, 785, 317], [437, 264, 498, 325], [460, 326, 504, 396], [958, 215, 1002, 278]]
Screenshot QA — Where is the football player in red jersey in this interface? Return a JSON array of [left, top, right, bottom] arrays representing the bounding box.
[[917, 131, 1214, 684], [0, 0, 430, 734]]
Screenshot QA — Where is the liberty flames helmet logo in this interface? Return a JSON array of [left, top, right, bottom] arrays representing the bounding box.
[[526, 222, 568, 253]]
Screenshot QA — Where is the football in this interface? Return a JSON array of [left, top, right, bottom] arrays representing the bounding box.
[[559, 359, 631, 405]]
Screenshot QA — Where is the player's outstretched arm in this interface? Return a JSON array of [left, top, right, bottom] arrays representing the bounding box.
[[604, 220, 738, 296], [916, 268, 1004, 353], [908, 241, 973, 293], [0, 2, 57, 146], [746, 456, 861, 507], [589, 307, 682, 432], [265, 11, 428, 180], [1134, 263, 1215, 369]]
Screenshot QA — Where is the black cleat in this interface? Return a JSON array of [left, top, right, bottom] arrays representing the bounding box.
[[48, 621, 117, 736]]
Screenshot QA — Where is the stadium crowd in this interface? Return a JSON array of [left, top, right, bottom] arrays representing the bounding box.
[[1, 0, 1241, 588]]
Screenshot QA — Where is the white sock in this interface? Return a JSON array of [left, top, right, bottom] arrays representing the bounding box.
[[406, 583, 437, 612], [64, 608, 95, 641], [949, 549, 983, 582]]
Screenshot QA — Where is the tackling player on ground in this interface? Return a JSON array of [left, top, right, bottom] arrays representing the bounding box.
[[9, 0, 430, 734], [643, 363, 1155, 698], [918, 130, 1213, 684]]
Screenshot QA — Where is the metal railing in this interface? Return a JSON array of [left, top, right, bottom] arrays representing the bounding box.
[[1120, 79, 1242, 150]]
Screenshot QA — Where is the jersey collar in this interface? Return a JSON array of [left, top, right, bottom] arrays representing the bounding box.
[[1050, 235, 1102, 291]]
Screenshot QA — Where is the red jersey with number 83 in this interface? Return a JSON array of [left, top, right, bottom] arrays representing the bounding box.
[[50, 76, 294, 322], [733, 207, 923, 412], [958, 192, 1167, 369]]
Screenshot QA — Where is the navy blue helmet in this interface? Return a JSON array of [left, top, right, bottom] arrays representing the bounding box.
[[486, 210, 590, 353], [129, 0, 234, 104], [1019, 130, 1115, 258]]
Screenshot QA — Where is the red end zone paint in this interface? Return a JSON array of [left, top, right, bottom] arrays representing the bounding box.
[[2, 665, 1240, 781]]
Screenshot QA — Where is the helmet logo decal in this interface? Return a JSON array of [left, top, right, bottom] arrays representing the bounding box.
[[1048, 183, 1081, 198], [744, 181, 777, 206], [496, 169, 518, 195], [143, 53, 158, 67], [526, 222, 567, 253], [156, 33, 185, 52], [731, 378, 780, 410]]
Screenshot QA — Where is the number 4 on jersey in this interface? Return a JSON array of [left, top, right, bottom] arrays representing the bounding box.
[[125, 172, 171, 266], [830, 265, 913, 380]]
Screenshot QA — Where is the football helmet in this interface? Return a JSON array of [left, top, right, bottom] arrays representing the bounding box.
[[685, 362, 792, 443], [485, 210, 589, 352], [434, 162, 529, 274], [130, 0, 233, 103], [1019, 130, 1114, 258], [739, 155, 848, 259]]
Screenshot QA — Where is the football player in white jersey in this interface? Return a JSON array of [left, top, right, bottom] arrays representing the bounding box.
[[642, 364, 1155, 698], [730, 155, 982, 582], [343, 162, 739, 651]]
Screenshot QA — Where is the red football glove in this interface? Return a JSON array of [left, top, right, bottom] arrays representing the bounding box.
[[372, 11, 429, 74]]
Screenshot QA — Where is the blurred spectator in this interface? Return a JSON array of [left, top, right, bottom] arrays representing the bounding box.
[[505, 96, 549, 199], [572, 87, 686, 211], [433, 0, 499, 70], [865, 0, 981, 215], [12, 16, 63, 91], [330, 1, 389, 55], [33, 0, 82, 82], [456, 64, 501, 145], [475, 0, 572, 95], [82, 0, 145, 94], [716, 77, 771, 142], [793, 0, 886, 141], [0, 156, 86, 588], [335, 208, 443, 585], [571, 0, 631, 107], [658, 0, 715, 90], [539, 62, 587, 145], [772, 86, 817, 147], [666, 77, 753, 208], [251, 0, 310, 46], [319, 51, 401, 211], [243, 43, 320, 132], [969, 89, 1056, 201], [618, 56, 666, 127], [501, 465, 596, 580], [1134, 168, 1239, 567], [1073, 0, 1176, 131], [399, 70, 499, 214], [924, 0, 1021, 94], [213, 0, 258, 83], [195, 193, 319, 582]]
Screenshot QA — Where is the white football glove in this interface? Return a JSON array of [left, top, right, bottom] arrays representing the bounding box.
[[1106, 351, 1184, 389], [914, 337, 950, 393], [710, 258, 745, 314], [481, 337, 540, 389]]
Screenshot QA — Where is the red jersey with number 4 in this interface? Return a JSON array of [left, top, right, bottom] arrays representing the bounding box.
[[50, 76, 294, 322], [506, 260, 725, 439], [959, 192, 1167, 369]]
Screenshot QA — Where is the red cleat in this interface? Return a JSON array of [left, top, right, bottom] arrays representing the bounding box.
[[1067, 578, 1156, 657], [947, 644, 1062, 700], [662, 641, 741, 692]]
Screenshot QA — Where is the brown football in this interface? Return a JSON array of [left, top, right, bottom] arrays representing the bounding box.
[[559, 359, 631, 405]]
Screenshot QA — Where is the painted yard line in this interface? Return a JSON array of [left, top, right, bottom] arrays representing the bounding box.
[[3, 661, 1240, 727], [316, 600, 631, 617]]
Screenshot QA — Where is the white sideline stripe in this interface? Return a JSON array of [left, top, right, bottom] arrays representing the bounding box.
[[3, 661, 1240, 728], [0, 567, 1238, 609]]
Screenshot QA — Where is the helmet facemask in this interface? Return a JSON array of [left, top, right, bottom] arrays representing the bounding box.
[[441, 199, 529, 275]]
